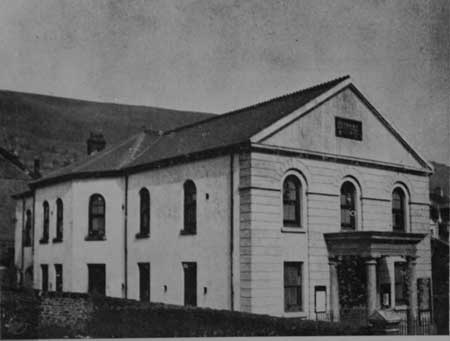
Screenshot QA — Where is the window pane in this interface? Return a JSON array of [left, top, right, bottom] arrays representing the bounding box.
[[284, 262, 303, 311]]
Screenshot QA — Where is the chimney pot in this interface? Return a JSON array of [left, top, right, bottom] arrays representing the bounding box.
[[34, 158, 40, 175], [87, 132, 106, 155]]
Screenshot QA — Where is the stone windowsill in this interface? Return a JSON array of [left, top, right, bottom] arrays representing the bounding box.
[[281, 226, 305, 233], [39, 238, 49, 244], [85, 235, 106, 241], [135, 232, 150, 239], [52, 237, 63, 243], [180, 230, 196, 236]]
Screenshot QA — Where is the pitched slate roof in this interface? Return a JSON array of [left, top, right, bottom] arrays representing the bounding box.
[[32, 76, 350, 186], [0, 147, 32, 180]]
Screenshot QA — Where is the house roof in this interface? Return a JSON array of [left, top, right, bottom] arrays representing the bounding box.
[[32, 75, 432, 188], [31, 76, 350, 187], [0, 147, 33, 180]]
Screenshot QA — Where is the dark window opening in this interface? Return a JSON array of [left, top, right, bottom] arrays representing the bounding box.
[[88, 194, 105, 240], [335, 117, 362, 140], [88, 264, 106, 295], [394, 262, 408, 306], [340, 182, 356, 230], [183, 262, 197, 306], [283, 175, 301, 227], [54, 198, 63, 242], [183, 181, 197, 234], [55, 264, 63, 292], [137, 188, 150, 237], [41, 264, 48, 292], [40, 201, 49, 243], [392, 188, 406, 232], [24, 210, 32, 247], [138, 262, 150, 302], [284, 262, 303, 312]]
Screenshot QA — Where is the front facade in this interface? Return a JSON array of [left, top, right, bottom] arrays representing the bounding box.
[[14, 77, 433, 322]]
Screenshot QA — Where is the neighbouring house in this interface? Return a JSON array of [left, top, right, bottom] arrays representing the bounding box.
[[0, 146, 34, 285], [13, 76, 434, 325], [429, 161, 449, 334]]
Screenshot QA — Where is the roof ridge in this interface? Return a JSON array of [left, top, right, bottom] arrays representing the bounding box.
[[163, 75, 350, 135]]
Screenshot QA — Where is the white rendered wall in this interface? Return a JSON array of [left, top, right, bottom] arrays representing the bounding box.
[[127, 155, 232, 310]]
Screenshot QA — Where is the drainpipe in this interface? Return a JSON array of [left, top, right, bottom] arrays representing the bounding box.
[[20, 197, 25, 285], [123, 174, 129, 298], [230, 153, 234, 310]]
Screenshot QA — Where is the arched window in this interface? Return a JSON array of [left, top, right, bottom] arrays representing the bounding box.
[[88, 194, 105, 239], [340, 182, 356, 230], [24, 210, 32, 247], [41, 201, 49, 243], [139, 188, 150, 236], [392, 188, 406, 232], [183, 180, 197, 234], [55, 198, 63, 241], [283, 175, 301, 227]]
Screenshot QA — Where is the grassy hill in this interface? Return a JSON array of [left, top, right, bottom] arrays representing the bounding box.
[[0, 90, 215, 175]]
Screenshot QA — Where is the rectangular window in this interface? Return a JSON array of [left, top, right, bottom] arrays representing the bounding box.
[[55, 264, 63, 292], [183, 262, 197, 306], [88, 264, 106, 296], [138, 263, 150, 302], [41, 264, 48, 292], [335, 117, 362, 141], [284, 262, 303, 312], [394, 262, 408, 306]]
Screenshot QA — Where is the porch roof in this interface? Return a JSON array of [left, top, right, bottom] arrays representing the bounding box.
[[324, 231, 426, 259]]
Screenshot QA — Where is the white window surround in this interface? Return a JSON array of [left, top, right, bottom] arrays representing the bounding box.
[[339, 176, 362, 231], [391, 183, 411, 233], [281, 170, 308, 233]]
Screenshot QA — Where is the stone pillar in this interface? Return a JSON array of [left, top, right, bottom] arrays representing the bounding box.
[[407, 256, 418, 322], [329, 258, 340, 321], [365, 258, 378, 316]]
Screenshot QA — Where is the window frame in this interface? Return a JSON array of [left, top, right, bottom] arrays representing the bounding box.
[[136, 188, 150, 238], [283, 175, 302, 227], [392, 187, 408, 232], [340, 180, 359, 231], [87, 194, 106, 241], [41, 264, 48, 292], [40, 201, 49, 243], [284, 261, 303, 312], [55, 264, 63, 293], [24, 209, 32, 247], [54, 198, 63, 242], [182, 180, 197, 235]]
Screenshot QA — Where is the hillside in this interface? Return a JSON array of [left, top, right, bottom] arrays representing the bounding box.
[[0, 90, 215, 175]]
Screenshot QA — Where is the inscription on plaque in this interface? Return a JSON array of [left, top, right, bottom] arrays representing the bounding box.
[[335, 117, 362, 141]]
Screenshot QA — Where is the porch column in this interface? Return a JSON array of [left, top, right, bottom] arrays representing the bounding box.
[[365, 257, 377, 316], [329, 257, 340, 321], [406, 256, 418, 322]]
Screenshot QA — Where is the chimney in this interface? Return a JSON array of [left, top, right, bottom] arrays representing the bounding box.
[[34, 158, 41, 177], [87, 132, 106, 155]]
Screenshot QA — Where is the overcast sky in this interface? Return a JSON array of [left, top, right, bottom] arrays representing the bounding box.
[[0, 0, 448, 163]]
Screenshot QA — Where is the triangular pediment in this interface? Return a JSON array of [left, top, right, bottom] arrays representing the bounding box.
[[254, 85, 431, 172]]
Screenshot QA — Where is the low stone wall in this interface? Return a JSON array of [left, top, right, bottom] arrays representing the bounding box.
[[38, 293, 93, 335], [1, 290, 369, 338]]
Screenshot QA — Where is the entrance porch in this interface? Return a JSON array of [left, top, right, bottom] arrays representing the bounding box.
[[324, 231, 426, 325]]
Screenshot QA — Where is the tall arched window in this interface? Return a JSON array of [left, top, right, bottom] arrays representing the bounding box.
[[392, 188, 406, 232], [88, 194, 105, 239], [41, 201, 49, 243], [283, 175, 301, 227], [183, 180, 197, 234], [340, 182, 356, 230], [55, 198, 63, 241], [24, 209, 32, 247], [139, 188, 150, 236]]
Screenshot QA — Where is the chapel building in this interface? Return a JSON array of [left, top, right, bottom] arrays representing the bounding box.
[[14, 76, 433, 322]]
